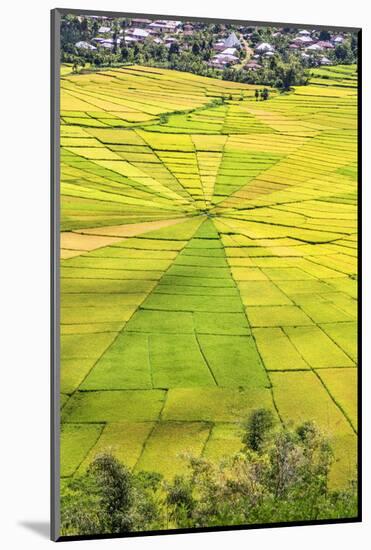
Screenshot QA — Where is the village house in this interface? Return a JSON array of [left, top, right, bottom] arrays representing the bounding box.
[[209, 52, 239, 69], [333, 35, 344, 44], [126, 28, 149, 39], [245, 60, 262, 71], [130, 18, 152, 28], [221, 47, 238, 57], [208, 58, 226, 70], [100, 38, 122, 49], [125, 28, 150, 41], [306, 43, 323, 52], [317, 40, 335, 50], [223, 32, 241, 49], [293, 35, 313, 46], [123, 36, 140, 44], [183, 24, 194, 33], [148, 20, 182, 33], [255, 42, 275, 54], [98, 26, 111, 34], [75, 41, 97, 51], [214, 40, 226, 52]]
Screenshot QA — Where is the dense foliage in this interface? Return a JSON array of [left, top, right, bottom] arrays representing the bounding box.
[[61, 410, 357, 536]]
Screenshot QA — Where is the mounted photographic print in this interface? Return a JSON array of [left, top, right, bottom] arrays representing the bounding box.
[[51, 8, 361, 541]]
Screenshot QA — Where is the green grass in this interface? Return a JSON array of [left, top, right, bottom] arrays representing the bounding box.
[[81, 333, 152, 390], [78, 422, 155, 471], [317, 368, 357, 430], [246, 305, 313, 327], [193, 312, 250, 335], [203, 423, 244, 461], [61, 332, 116, 360], [126, 309, 194, 333], [284, 326, 355, 368], [149, 333, 215, 387], [62, 390, 166, 422], [162, 387, 276, 422], [270, 371, 357, 487], [252, 327, 310, 371], [135, 422, 210, 478], [61, 423, 103, 477]]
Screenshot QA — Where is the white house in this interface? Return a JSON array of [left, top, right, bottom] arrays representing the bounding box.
[[214, 40, 226, 52], [101, 41, 114, 49], [320, 56, 332, 65], [298, 29, 311, 36], [333, 36, 344, 44], [245, 61, 262, 71], [317, 40, 335, 50], [98, 26, 111, 34], [126, 28, 149, 40], [306, 43, 323, 52], [221, 47, 238, 56], [293, 35, 313, 46], [75, 41, 96, 50], [256, 42, 275, 53], [148, 20, 181, 33], [223, 32, 241, 49], [131, 18, 152, 28], [209, 53, 239, 69], [124, 36, 140, 43]]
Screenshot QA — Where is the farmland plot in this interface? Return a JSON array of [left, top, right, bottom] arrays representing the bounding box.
[[60, 65, 358, 488]]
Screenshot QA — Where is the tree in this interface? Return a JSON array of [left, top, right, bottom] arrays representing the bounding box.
[[165, 475, 195, 525], [192, 41, 201, 55], [334, 42, 354, 63], [262, 88, 269, 100], [273, 57, 309, 89], [61, 15, 84, 49], [92, 20, 99, 36], [89, 453, 134, 532], [255, 89, 259, 101], [72, 57, 85, 73], [251, 30, 261, 45], [319, 30, 331, 41], [61, 421, 357, 536], [164, 420, 356, 529], [242, 408, 275, 452], [61, 453, 162, 536], [120, 45, 130, 62], [169, 42, 180, 56]]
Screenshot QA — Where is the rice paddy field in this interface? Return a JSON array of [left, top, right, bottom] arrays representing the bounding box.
[[59, 63, 358, 489]]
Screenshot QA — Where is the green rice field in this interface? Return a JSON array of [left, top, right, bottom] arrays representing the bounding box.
[[60, 64, 358, 488]]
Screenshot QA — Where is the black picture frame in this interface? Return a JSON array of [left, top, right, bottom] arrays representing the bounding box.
[[51, 8, 362, 542]]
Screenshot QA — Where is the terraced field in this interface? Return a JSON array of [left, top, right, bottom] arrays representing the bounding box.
[[60, 64, 358, 488]]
